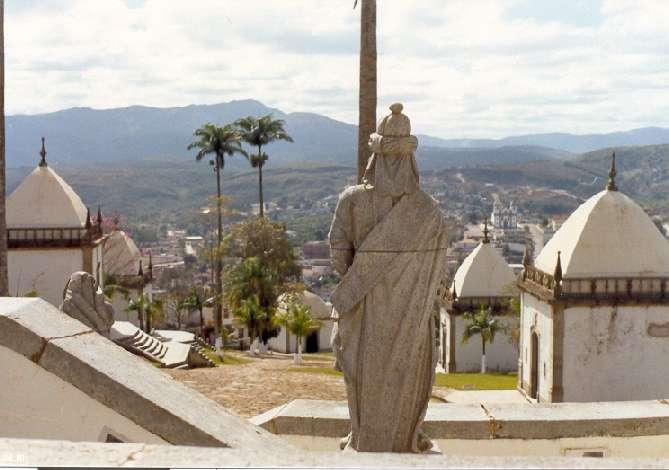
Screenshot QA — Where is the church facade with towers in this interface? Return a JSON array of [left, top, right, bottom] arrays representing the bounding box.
[[6, 139, 106, 306], [518, 154, 669, 402]]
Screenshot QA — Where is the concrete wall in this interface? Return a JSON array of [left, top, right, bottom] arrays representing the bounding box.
[[8, 249, 83, 306], [0, 344, 165, 444], [446, 313, 518, 373], [562, 305, 669, 402], [269, 321, 334, 354], [520, 292, 554, 402], [110, 290, 139, 326]]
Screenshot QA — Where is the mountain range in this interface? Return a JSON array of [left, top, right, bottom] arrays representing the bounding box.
[[7, 99, 669, 170]]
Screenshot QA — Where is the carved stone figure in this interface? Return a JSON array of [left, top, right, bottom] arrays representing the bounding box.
[[61, 271, 114, 336], [329, 103, 448, 453]]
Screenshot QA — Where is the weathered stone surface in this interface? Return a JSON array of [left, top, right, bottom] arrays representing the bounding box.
[[0, 297, 289, 451], [2, 437, 669, 468], [254, 399, 669, 441], [0, 297, 91, 360], [61, 271, 115, 335], [329, 104, 448, 453], [39, 331, 287, 449], [487, 401, 669, 439]]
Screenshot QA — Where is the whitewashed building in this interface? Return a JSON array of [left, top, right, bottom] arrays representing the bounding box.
[[269, 290, 334, 354], [439, 224, 519, 373], [102, 230, 152, 325], [7, 139, 105, 305], [491, 200, 518, 230], [518, 154, 669, 402]]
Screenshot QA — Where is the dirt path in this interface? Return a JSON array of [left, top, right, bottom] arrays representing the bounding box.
[[165, 352, 347, 418]]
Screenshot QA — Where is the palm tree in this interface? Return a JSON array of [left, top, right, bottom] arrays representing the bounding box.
[[235, 115, 293, 217], [102, 274, 130, 301], [188, 124, 246, 341], [232, 295, 268, 354], [127, 294, 163, 334], [0, 0, 8, 296], [182, 287, 206, 336], [273, 296, 320, 365], [225, 257, 277, 353], [354, 0, 377, 183], [462, 305, 503, 373]]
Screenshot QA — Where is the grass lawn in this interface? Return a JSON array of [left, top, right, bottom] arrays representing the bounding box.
[[288, 366, 517, 391], [202, 349, 253, 366], [434, 372, 517, 390]]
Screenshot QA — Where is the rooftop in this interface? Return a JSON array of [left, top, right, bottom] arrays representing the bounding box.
[[7, 165, 88, 229], [535, 190, 669, 279]]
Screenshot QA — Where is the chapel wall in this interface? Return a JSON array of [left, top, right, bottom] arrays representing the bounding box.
[[451, 315, 518, 372], [0, 344, 165, 444], [8, 249, 83, 306], [520, 292, 554, 401], [562, 305, 669, 402]]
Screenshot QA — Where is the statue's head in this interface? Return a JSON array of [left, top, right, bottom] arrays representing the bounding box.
[[377, 103, 411, 137], [61, 271, 115, 336], [363, 103, 419, 197]]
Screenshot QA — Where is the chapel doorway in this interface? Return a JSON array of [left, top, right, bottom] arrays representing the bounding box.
[[306, 330, 319, 353], [530, 332, 539, 400]]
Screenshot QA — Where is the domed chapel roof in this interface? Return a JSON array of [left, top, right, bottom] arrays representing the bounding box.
[[535, 154, 669, 279], [103, 230, 142, 277], [7, 139, 88, 229], [451, 225, 517, 298]]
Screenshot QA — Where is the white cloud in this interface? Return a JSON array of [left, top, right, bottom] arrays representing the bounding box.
[[5, 0, 669, 138]]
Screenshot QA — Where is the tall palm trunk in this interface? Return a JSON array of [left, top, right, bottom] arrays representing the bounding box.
[[146, 307, 152, 333], [257, 144, 264, 218], [481, 337, 487, 374], [214, 157, 223, 341], [357, 0, 377, 183], [199, 307, 204, 337], [0, 0, 8, 296]]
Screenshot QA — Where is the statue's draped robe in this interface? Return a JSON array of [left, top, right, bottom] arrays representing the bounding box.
[[329, 184, 448, 453]]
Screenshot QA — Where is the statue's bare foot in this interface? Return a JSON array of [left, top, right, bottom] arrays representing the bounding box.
[[417, 430, 434, 453], [339, 432, 352, 450]]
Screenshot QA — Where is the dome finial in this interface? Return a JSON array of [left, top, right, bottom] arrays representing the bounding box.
[[606, 151, 618, 191], [39, 137, 47, 167], [482, 219, 490, 244], [138, 259, 144, 277], [97, 206, 103, 231]]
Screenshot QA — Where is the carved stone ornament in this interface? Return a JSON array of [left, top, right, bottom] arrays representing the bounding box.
[[61, 271, 115, 336]]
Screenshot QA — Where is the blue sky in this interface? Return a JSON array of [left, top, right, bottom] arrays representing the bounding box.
[[5, 0, 669, 138]]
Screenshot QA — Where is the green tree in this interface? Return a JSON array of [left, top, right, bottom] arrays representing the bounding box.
[[233, 295, 268, 352], [182, 287, 207, 336], [224, 217, 301, 288], [235, 115, 293, 217], [127, 294, 163, 333], [188, 123, 246, 341], [225, 257, 277, 352], [273, 295, 320, 364], [353, 0, 377, 182], [462, 305, 503, 374], [102, 274, 130, 301]]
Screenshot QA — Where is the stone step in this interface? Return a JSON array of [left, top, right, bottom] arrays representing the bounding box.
[[147, 339, 163, 355]]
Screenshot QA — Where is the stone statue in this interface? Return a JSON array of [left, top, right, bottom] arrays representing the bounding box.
[[61, 271, 115, 336], [329, 103, 448, 453]]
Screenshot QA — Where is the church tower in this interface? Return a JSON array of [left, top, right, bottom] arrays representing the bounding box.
[[518, 153, 669, 402], [6, 139, 105, 305]]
